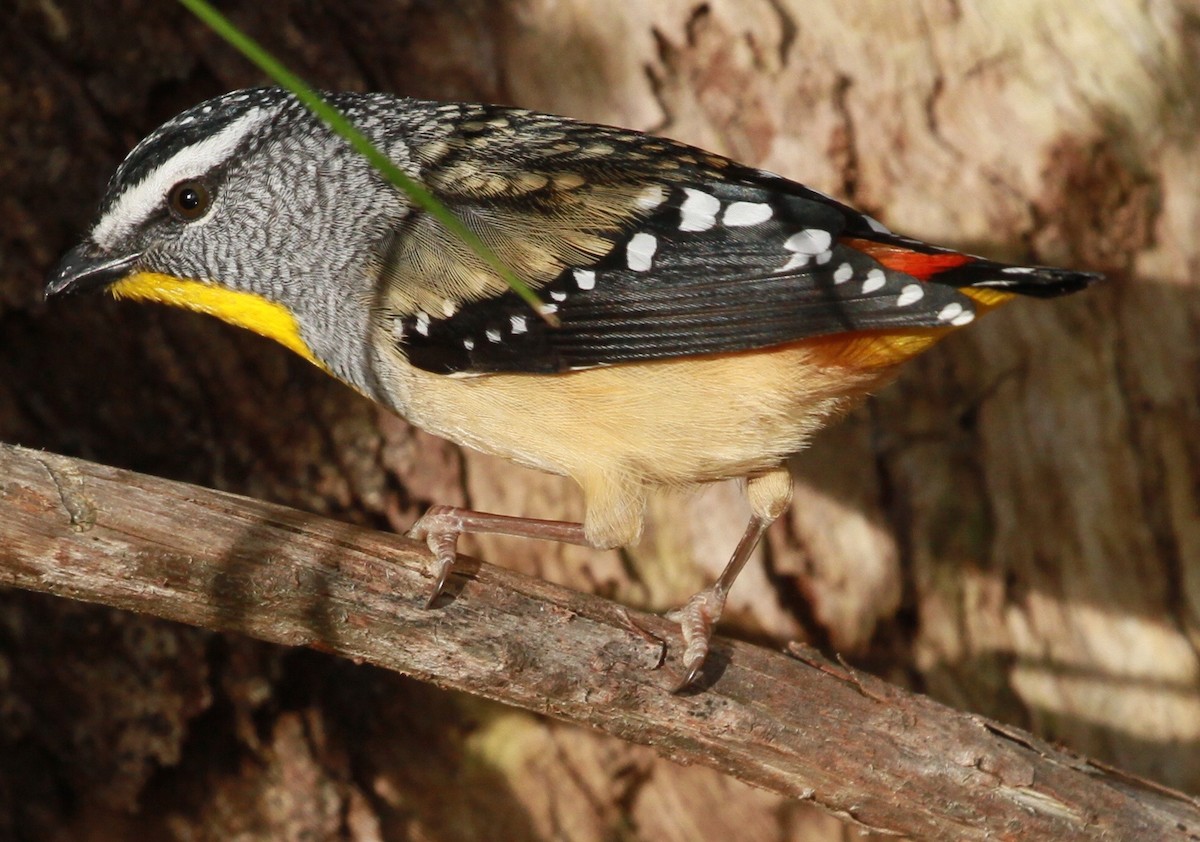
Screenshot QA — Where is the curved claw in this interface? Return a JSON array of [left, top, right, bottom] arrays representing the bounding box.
[[426, 553, 455, 608], [669, 586, 726, 691], [409, 508, 462, 608], [673, 660, 706, 694]]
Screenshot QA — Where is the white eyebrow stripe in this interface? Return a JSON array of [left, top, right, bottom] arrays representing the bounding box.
[[92, 107, 271, 248]]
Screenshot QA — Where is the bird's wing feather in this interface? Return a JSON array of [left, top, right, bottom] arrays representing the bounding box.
[[377, 115, 980, 375]]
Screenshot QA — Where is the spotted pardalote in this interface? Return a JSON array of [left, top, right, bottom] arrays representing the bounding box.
[[47, 88, 1101, 688]]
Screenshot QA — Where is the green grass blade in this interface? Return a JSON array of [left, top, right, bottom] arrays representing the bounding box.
[[177, 0, 555, 323]]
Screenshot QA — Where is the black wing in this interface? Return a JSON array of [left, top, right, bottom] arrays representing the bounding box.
[[393, 174, 980, 375], [376, 106, 1096, 376]]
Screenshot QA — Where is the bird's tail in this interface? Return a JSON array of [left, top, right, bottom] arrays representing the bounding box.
[[838, 235, 1103, 301], [925, 258, 1103, 299]]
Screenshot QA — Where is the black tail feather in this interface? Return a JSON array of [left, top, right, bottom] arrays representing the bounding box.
[[934, 260, 1104, 299]]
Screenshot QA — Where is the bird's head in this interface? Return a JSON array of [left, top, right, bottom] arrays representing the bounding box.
[[47, 87, 413, 391]]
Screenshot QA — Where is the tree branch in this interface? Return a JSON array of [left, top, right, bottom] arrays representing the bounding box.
[[1, 442, 1195, 839]]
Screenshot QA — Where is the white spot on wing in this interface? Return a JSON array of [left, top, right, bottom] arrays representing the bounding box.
[[785, 228, 832, 255], [442, 299, 459, 317], [626, 232, 657, 271], [415, 312, 430, 336], [833, 263, 854, 284], [679, 188, 720, 232], [93, 107, 271, 248], [1002, 266, 1037, 274], [862, 269, 887, 294], [573, 268, 596, 290], [951, 310, 975, 326], [463, 338, 475, 350], [510, 315, 528, 334], [486, 329, 502, 343], [723, 201, 773, 226], [937, 303, 965, 323], [550, 290, 567, 301], [896, 283, 924, 306], [777, 253, 809, 273]]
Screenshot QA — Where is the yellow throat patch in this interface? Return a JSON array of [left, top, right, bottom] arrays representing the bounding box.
[[109, 272, 325, 369]]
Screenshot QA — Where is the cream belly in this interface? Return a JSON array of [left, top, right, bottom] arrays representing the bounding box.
[[375, 342, 890, 548]]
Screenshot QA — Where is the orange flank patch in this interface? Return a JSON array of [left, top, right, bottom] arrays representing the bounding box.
[[795, 292, 1017, 371], [797, 327, 950, 371], [840, 237, 972, 280]]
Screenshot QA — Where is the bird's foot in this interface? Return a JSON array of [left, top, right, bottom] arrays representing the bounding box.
[[666, 585, 729, 691], [407, 505, 464, 607], [409, 506, 592, 606]]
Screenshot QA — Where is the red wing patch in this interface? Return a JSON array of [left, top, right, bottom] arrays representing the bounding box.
[[840, 237, 973, 281]]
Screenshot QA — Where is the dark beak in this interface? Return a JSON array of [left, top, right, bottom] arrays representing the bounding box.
[[45, 244, 142, 299]]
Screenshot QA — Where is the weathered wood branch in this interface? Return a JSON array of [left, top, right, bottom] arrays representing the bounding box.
[[1, 441, 1195, 840]]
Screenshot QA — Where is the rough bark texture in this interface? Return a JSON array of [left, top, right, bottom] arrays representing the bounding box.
[[5, 443, 1200, 841], [2, 1, 1198, 840]]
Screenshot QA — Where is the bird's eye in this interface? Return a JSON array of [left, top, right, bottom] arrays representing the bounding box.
[[167, 180, 212, 221]]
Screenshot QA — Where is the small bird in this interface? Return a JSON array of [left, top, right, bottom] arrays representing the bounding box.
[[48, 88, 1100, 688]]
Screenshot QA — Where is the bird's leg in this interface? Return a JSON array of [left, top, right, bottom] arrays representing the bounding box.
[[669, 466, 793, 689], [668, 514, 772, 690], [409, 505, 589, 606]]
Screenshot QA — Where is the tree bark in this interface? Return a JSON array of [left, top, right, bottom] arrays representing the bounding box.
[[3, 1, 1198, 840], [5, 442, 1200, 840]]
